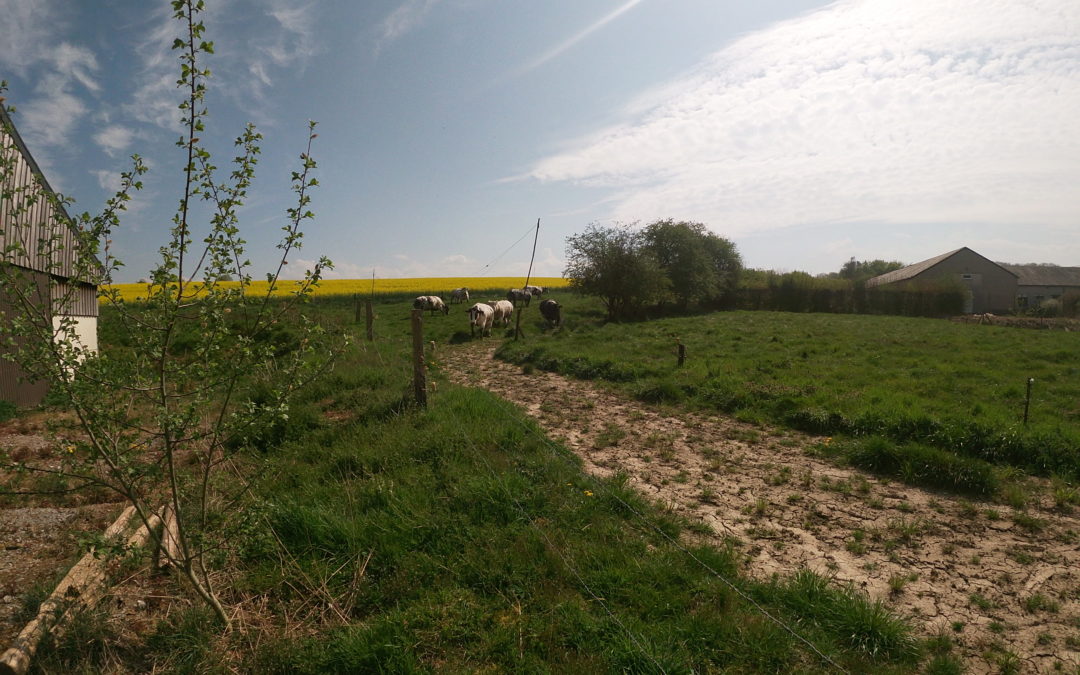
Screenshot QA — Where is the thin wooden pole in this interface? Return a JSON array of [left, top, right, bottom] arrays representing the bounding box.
[[365, 299, 374, 341], [411, 309, 427, 407], [515, 218, 540, 340], [1023, 377, 1034, 425]]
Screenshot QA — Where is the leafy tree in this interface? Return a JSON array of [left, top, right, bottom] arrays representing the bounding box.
[[0, 0, 340, 626], [835, 257, 905, 282], [564, 224, 668, 320], [640, 220, 742, 309]]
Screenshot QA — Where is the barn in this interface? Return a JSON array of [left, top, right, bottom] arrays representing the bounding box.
[[865, 247, 1018, 314], [1, 106, 99, 406], [998, 264, 1080, 311]]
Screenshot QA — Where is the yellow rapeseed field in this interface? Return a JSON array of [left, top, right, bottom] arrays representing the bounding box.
[[103, 277, 569, 303]]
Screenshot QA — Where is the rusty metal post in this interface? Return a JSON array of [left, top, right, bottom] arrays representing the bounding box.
[[411, 309, 427, 407], [365, 299, 374, 341]]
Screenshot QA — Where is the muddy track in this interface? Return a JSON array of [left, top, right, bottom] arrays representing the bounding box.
[[440, 340, 1080, 673]]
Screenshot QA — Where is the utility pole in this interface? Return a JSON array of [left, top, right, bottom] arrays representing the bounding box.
[[514, 218, 540, 341]]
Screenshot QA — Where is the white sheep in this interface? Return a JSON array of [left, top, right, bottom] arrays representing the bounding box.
[[449, 287, 470, 304], [507, 288, 532, 307], [486, 299, 514, 326], [524, 284, 545, 297], [413, 295, 449, 315], [468, 302, 494, 337]]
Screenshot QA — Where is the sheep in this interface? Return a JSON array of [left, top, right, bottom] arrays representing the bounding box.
[[524, 285, 545, 297], [467, 302, 494, 337], [486, 299, 514, 326], [449, 287, 470, 304], [539, 298, 562, 328], [412, 295, 449, 315], [507, 288, 532, 307]]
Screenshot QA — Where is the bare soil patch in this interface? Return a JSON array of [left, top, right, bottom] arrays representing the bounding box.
[[0, 413, 124, 647], [441, 340, 1080, 673]]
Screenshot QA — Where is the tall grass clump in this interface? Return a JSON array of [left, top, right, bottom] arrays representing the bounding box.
[[843, 437, 1000, 497]]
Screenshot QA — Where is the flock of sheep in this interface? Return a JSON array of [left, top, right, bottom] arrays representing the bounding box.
[[412, 285, 562, 337]]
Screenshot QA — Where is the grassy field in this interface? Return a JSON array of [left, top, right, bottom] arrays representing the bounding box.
[[496, 296, 1080, 488], [102, 276, 570, 303], [34, 292, 944, 673]]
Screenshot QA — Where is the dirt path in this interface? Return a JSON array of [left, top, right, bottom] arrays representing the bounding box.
[[441, 340, 1080, 673]]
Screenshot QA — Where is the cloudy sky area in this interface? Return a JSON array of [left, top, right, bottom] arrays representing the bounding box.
[[1, 0, 1077, 281]]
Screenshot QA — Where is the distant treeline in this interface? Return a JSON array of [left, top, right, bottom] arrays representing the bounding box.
[[733, 270, 965, 317]]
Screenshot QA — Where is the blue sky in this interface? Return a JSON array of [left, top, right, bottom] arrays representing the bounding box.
[[2, 0, 1078, 282]]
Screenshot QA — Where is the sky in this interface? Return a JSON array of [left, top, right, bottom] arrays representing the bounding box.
[[1, 0, 1078, 282]]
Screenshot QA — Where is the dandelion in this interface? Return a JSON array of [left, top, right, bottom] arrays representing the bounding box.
[[584, 490, 594, 497], [65, 444, 75, 454], [824, 437, 833, 445]]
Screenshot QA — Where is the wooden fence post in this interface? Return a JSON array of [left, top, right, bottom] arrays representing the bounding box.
[[365, 299, 374, 341], [676, 339, 686, 367], [411, 309, 427, 407]]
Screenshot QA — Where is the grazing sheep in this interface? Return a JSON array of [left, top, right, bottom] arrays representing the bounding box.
[[413, 295, 449, 316], [449, 287, 470, 304], [467, 302, 494, 337], [539, 299, 561, 328], [507, 288, 532, 307], [486, 299, 514, 326], [524, 285, 545, 297]]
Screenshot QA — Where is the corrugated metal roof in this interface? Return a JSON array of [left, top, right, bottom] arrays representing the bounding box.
[[865, 248, 963, 287], [865, 247, 1018, 287], [998, 264, 1080, 288]]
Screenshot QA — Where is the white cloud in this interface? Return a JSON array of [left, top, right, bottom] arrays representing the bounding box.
[[519, 0, 646, 75], [93, 126, 135, 156], [527, 0, 1080, 237], [90, 169, 123, 192], [0, 0, 55, 74], [376, 0, 443, 53]]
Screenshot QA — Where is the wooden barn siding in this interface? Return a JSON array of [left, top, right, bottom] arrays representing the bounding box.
[[1, 132, 78, 280], [0, 269, 51, 407]]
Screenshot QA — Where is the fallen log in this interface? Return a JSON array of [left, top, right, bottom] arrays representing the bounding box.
[[0, 505, 162, 675]]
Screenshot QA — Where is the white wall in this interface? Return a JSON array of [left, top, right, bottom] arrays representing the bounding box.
[[52, 315, 98, 355]]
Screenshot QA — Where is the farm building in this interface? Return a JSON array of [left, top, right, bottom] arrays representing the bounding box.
[[865, 247, 1017, 314], [998, 264, 1080, 310], [1, 105, 99, 406]]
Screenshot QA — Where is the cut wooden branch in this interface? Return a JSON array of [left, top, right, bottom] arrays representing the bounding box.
[[0, 505, 163, 675], [158, 504, 181, 570]]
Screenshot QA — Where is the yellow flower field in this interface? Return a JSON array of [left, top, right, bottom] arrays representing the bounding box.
[[103, 277, 569, 303]]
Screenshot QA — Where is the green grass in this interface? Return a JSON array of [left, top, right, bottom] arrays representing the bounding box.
[[496, 304, 1080, 481], [79, 294, 936, 671]]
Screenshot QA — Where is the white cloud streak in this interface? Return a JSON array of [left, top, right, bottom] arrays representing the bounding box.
[[527, 0, 1080, 236], [376, 0, 443, 53], [520, 0, 646, 74]]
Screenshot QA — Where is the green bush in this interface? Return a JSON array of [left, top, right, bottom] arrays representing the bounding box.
[[0, 399, 15, 423]]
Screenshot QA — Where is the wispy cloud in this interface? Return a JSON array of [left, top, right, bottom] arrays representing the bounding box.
[[93, 125, 135, 157], [376, 0, 443, 54], [0, 0, 56, 74], [519, 0, 646, 75], [526, 0, 1080, 237], [17, 45, 99, 151]]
